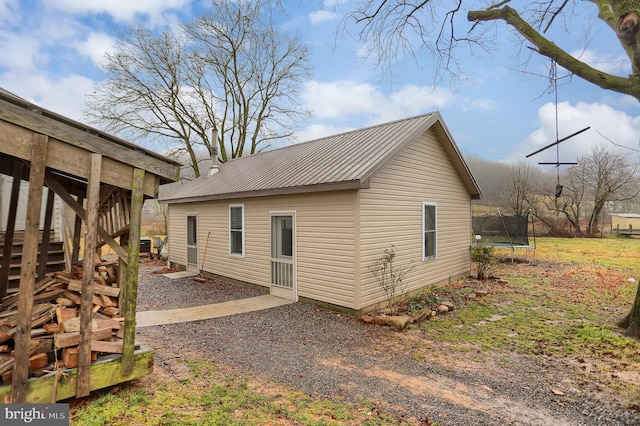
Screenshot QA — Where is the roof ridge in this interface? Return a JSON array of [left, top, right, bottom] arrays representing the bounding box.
[[224, 112, 435, 164]]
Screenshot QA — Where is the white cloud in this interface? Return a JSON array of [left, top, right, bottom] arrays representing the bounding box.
[[303, 80, 382, 119], [73, 32, 117, 68], [0, 32, 42, 70], [0, 0, 20, 24], [293, 123, 355, 143], [48, 0, 190, 22], [0, 71, 95, 121], [309, 10, 339, 24], [570, 48, 630, 75], [507, 101, 640, 164], [461, 98, 496, 111], [296, 80, 457, 142], [303, 80, 455, 123]]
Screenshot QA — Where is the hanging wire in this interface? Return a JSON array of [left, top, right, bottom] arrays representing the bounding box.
[[547, 60, 563, 200]]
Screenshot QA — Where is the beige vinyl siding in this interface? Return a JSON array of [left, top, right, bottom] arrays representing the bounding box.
[[611, 215, 640, 232], [358, 129, 472, 309], [167, 204, 188, 266], [168, 191, 359, 308]]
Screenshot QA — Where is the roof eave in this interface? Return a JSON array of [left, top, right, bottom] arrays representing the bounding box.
[[161, 179, 365, 204]]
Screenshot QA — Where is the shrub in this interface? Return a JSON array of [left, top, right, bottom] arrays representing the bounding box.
[[369, 245, 413, 314], [470, 244, 495, 280]]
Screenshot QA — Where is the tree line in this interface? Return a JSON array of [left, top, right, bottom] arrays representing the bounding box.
[[467, 146, 640, 237]]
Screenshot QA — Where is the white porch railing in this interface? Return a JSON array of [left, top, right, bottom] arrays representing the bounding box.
[[271, 258, 293, 288]]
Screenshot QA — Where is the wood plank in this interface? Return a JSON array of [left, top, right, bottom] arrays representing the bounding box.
[[43, 171, 129, 264], [0, 347, 154, 403], [0, 99, 179, 184], [76, 153, 102, 398], [122, 168, 144, 375], [71, 195, 83, 265], [0, 161, 23, 297], [33, 288, 65, 305], [55, 306, 77, 324], [12, 133, 48, 403], [2, 277, 56, 311], [90, 340, 123, 354], [37, 188, 55, 280], [93, 318, 122, 330], [61, 291, 81, 305], [67, 279, 120, 298], [28, 353, 48, 371], [53, 327, 112, 349]]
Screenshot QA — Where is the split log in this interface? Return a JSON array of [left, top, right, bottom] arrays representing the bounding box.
[[54, 327, 112, 349], [67, 279, 120, 298], [28, 353, 48, 371], [55, 307, 77, 325], [100, 307, 120, 317], [61, 291, 82, 305], [90, 340, 123, 354]]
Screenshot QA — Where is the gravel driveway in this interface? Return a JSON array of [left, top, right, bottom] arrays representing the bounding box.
[[135, 264, 640, 425]]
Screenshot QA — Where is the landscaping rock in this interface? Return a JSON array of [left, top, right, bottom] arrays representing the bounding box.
[[441, 300, 454, 310], [437, 304, 449, 314], [362, 315, 411, 330], [411, 308, 431, 323]]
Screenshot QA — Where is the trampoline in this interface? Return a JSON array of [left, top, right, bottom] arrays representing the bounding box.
[[472, 212, 536, 259]]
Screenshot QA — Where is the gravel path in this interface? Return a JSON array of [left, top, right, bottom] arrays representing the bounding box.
[[135, 264, 640, 425]]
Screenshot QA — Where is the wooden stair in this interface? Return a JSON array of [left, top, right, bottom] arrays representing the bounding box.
[[0, 232, 66, 292]]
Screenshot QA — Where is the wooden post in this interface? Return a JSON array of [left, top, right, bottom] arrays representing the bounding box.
[[122, 168, 144, 375], [76, 153, 101, 398], [44, 172, 128, 263], [0, 161, 23, 297], [36, 187, 55, 280], [11, 134, 48, 403], [71, 195, 84, 265]]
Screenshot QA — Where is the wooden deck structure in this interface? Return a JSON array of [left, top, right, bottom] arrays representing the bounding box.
[[0, 88, 180, 402]]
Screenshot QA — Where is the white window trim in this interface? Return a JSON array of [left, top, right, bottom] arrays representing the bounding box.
[[422, 202, 437, 261], [229, 204, 245, 257]]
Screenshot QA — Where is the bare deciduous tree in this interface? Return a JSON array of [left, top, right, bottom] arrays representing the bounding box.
[[349, 1, 640, 100], [86, 0, 310, 178], [499, 162, 543, 216], [555, 145, 640, 236]]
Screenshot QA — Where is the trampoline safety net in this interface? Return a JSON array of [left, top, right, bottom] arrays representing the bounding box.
[[472, 214, 531, 246]]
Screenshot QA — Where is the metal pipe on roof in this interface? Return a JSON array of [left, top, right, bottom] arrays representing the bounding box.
[[207, 127, 220, 177]]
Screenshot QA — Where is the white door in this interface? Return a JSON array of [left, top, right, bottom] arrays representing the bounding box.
[[270, 213, 296, 301], [186, 214, 198, 271]]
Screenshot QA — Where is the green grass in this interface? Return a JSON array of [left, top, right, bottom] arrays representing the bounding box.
[[71, 359, 405, 426], [412, 237, 640, 375], [72, 236, 640, 421]]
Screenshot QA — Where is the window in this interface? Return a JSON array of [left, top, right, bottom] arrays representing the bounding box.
[[422, 202, 436, 260], [229, 205, 244, 256]]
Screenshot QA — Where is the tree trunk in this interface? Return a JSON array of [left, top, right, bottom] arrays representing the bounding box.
[[618, 281, 640, 337]]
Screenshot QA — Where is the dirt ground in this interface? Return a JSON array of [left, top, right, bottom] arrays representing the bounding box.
[[125, 259, 640, 425]]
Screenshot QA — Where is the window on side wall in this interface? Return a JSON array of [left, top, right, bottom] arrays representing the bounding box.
[[423, 202, 436, 260], [229, 204, 244, 256]]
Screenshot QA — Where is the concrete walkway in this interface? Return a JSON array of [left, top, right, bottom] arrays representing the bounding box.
[[136, 295, 294, 327]]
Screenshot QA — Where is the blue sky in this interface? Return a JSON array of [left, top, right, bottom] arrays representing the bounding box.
[[2, 0, 640, 167]]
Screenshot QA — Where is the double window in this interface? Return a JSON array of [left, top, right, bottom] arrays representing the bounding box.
[[229, 204, 244, 256], [422, 202, 436, 260]]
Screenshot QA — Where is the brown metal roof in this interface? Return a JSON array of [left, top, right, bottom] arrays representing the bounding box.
[[162, 112, 482, 203]]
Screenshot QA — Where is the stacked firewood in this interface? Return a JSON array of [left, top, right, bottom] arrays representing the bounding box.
[[0, 261, 124, 385]]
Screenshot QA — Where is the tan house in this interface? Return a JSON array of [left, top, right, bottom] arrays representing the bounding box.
[[161, 113, 482, 314]]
